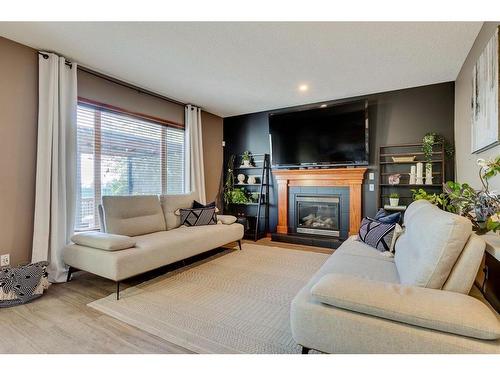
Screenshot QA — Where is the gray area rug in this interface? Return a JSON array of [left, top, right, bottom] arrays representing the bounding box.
[[88, 243, 328, 353]]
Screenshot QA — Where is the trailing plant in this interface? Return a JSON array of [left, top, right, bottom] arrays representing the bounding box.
[[422, 133, 454, 164], [223, 154, 236, 206], [412, 157, 500, 234]]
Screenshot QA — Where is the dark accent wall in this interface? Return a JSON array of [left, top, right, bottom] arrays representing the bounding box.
[[223, 82, 455, 233]]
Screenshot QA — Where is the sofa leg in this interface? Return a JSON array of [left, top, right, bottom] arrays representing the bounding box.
[[238, 240, 242, 250], [301, 346, 310, 354], [116, 282, 120, 300], [66, 266, 76, 282]]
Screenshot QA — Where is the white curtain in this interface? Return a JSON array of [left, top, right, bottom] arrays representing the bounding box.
[[184, 104, 206, 203], [32, 52, 77, 283]]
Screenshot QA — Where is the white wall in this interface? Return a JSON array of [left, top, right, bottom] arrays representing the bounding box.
[[455, 22, 500, 191]]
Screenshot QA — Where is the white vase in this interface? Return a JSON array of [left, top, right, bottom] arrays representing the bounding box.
[[247, 176, 256, 184], [237, 173, 246, 184], [242, 160, 251, 167], [389, 198, 399, 207], [425, 163, 433, 185], [409, 165, 416, 184], [416, 162, 423, 185]]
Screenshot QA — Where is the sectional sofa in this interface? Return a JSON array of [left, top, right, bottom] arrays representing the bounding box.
[[63, 193, 244, 299], [291, 200, 500, 353]]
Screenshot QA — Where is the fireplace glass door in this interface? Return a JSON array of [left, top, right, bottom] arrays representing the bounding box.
[[296, 196, 340, 237]]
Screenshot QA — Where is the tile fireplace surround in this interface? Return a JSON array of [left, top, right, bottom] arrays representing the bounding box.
[[272, 168, 367, 236]]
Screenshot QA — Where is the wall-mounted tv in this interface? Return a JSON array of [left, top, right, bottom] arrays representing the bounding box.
[[269, 101, 369, 168]]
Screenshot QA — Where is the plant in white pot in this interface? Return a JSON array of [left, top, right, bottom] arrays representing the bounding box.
[[241, 151, 253, 167], [389, 193, 400, 207]]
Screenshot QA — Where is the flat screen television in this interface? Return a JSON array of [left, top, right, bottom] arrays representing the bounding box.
[[269, 101, 369, 168]]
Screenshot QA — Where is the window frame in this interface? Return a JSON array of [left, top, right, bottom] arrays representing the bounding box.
[[75, 98, 185, 231]]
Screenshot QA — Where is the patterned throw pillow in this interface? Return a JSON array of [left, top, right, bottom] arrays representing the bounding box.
[[358, 217, 396, 252], [180, 207, 217, 227]]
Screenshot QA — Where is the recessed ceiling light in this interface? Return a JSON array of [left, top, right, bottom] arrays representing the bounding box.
[[320, 104, 327, 108], [298, 84, 309, 92]]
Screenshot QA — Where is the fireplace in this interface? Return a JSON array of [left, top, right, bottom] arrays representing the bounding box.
[[296, 196, 340, 237]]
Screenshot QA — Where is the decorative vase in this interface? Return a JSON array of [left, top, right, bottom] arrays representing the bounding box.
[[409, 165, 416, 184], [247, 176, 257, 184], [416, 162, 423, 185], [425, 163, 433, 185], [237, 173, 246, 184], [242, 160, 251, 167], [389, 198, 399, 207]]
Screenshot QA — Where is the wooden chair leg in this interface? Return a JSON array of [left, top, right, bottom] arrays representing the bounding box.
[[116, 282, 120, 300], [238, 240, 242, 250]]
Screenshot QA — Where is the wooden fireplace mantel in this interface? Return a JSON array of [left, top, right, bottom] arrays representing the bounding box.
[[272, 167, 367, 236]]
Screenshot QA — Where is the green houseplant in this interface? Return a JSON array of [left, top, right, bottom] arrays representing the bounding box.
[[389, 193, 399, 207], [412, 157, 500, 234], [241, 151, 253, 167]]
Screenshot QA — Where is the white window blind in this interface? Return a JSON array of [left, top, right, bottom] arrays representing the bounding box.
[[76, 102, 185, 231]]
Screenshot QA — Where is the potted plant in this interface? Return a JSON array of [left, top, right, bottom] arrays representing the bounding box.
[[230, 188, 250, 204], [389, 193, 400, 207], [412, 156, 500, 234], [241, 151, 253, 167], [421, 133, 454, 176]]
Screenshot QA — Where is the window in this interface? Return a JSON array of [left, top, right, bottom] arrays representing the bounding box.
[[76, 102, 185, 230]]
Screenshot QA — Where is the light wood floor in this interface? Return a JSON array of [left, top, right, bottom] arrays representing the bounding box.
[[0, 239, 330, 354]]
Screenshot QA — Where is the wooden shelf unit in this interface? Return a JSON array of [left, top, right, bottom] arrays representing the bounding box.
[[226, 153, 270, 241], [378, 143, 445, 210]]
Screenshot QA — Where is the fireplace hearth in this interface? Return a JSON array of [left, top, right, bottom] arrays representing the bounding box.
[[296, 196, 340, 237]]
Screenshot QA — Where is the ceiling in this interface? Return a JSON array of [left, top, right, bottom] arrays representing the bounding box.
[[0, 22, 482, 117]]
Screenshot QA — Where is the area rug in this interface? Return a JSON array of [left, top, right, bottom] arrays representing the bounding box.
[[88, 243, 329, 353]]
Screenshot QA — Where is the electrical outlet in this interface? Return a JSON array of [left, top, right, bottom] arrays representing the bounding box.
[[369, 172, 375, 180], [369, 184, 375, 192], [1, 254, 10, 267]]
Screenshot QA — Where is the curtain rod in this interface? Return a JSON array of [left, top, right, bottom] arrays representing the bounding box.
[[37, 51, 187, 108]]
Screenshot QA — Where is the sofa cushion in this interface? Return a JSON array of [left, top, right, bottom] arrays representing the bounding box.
[[71, 232, 136, 251], [442, 233, 486, 294], [311, 274, 500, 340], [395, 200, 472, 289], [310, 236, 400, 286], [102, 195, 166, 236], [160, 192, 196, 230], [63, 223, 244, 281], [218, 214, 237, 225]]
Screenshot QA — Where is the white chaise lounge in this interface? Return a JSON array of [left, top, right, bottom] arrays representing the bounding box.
[[63, 193, 244, 299]]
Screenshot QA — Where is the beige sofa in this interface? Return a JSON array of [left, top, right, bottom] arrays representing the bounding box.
[[291, 200, 500, 353], [63, 193, 244, 299]]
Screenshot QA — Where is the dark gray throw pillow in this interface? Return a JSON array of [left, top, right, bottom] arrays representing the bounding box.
[[180, 207, 217, 227], [192, 200, 216, 209], [374, 208, 401, 224], [358, 217, 396, 252]]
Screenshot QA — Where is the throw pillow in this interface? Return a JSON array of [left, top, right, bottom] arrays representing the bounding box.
[[175, 201, 219, 216], [374, 208, 401, 224], [217, 214, 238, 225], [358, 217, 396, 252], [180, 207, 217, 226], [193, 200, 215, 208]]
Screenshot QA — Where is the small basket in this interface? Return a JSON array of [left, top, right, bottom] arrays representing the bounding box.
[[391, 156, 416, 162], [0, 261, 50, 307]]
